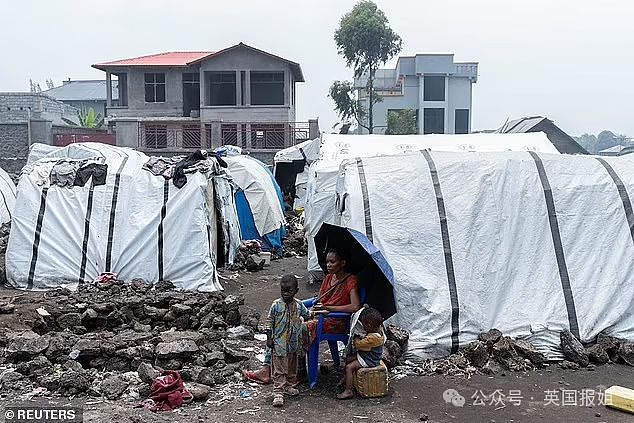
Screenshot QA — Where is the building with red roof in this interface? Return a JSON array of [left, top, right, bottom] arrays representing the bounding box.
[[92, 43, 316, 160]]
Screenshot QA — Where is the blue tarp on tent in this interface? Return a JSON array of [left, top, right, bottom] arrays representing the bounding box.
[[233, 158, 287, 251]]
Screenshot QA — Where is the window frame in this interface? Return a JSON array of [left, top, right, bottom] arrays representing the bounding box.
[[423, 75, 446, 102], [144, 73, 166, 103], [250, 71, 285, 106], [423, 108, 445, 134], [208, 71, 237, 106], [455, 109, 469, 134]]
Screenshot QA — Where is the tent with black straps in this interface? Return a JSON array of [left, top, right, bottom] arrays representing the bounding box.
[[0, 165, 16, 224], [6, 143, 240, 291], [333, 150, 634, 360], [304, 132, 561, 283], [273, 138, 321, 210]]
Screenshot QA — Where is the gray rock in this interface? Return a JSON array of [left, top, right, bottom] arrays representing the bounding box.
[[245, 255, 265, 271], [558, 360, 580, 370], [72, 339, 102, 357], [144, 306, 168, 320], [449, 354, 468, 369], [159, 330, 204, 344], [186, 382, 211, 401], [198, 351, 225, 367], [196, 368, 216, 387], [224, 310, 241, 327], [137, 362, 160, 384], [0, 370, 24, 384], [105, 356, 131, 372], [99, 374, 130, 400], [46, 333, 79, 362], [598, 334, 622, 362], [155, 340, 199, 359], [384, 340, 402, 363], [463, 341, 489, 368], [222, 340, 250, 363], [199, 312, 216, 329], [385, 324, 410, 349], [481, 360, 503, 375], [155, 280, 175, 291], [170, 303, 193, 316], [0, 303, 15, 314], [116, 345, 154, 360], [133, 322, 152, 333], [560, 330, 589, 367], [478, 328, 503, 345], [619, 342, 634, 366], [586, 344, 610, 364], [514, 339, 546, 365], [16, 355, 51, 375], [6, 332, 50, 360], [155, 358, 183, 370], [81, 308, 105, 329], [130, 278, 153, 293], [112, 329, 154, 347]]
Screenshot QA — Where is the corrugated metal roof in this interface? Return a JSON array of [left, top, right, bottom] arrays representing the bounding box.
[[93, 51, 214, 68], [497, 116, 545, 134], [43, 80, 118, 101], [496, 116, 588, 155]]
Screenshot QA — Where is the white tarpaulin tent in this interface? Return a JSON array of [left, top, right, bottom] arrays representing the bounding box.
[[7, 143, 240, 291], [273, 138, 321, 210], [334, 150, 634, 359], [223, 154, 286, 242], [305, 132, 561, 281], [0, 166, 16, 224]]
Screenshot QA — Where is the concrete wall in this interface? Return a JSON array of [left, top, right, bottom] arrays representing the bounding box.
[[106, 67, 193, 118], [0, 123, 29, 176], [448, 77, 472, 133], [199, 47, 295, 123], [114, 120, 139, 148]]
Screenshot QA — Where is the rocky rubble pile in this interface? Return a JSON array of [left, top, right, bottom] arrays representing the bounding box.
[[0, 280, 262, 401], [394, 328, 634, 378], [228, 241, 266, 272], [381, 324, 410, 368], [0, 222, 10, 285], [283, 213, 307, 257]]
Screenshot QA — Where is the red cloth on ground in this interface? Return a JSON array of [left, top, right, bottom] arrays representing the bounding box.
[[147, 370, 192, 412]]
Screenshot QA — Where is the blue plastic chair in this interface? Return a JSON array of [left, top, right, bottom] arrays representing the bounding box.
[[302, 287, 366, 389]]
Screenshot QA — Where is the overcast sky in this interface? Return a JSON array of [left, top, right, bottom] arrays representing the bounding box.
[[1, 0, 632, 136]]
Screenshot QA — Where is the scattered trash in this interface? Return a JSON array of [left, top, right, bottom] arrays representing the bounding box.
[[239, 389, 251, 398], [36, 307, 50, 317], [227, 326, 252, 339], [235, 406, 261, 414], [254, 334, 268, 342]]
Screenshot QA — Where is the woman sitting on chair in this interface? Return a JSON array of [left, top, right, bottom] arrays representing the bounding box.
[[243, 248, 361, 384]]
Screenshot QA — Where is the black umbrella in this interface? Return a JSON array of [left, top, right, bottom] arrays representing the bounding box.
[[315, 223, 397, 319]]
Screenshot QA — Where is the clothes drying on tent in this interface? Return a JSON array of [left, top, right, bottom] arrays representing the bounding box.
[[0, 165, 16, 224], [274, 139, 321, 210], [304, 132, 562, 283], [334, 150, 634, 361], [7, 143, 241, 292], [223, 154, 287, 251]]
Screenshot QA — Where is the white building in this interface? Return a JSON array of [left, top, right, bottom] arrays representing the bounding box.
[[354, 54, 478, 135]]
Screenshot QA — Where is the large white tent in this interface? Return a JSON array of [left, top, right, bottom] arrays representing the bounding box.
[[7, 143, 240, 291], [334, 150, 634, 359], [273, 138, 321, 210], [304, 132, 561, 281], [0, 166, 16, 224]]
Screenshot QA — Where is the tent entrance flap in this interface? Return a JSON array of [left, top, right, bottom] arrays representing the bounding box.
[[315, 223, 396, 319]]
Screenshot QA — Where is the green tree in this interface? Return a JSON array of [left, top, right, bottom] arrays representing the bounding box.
[[329, 1, 402, 133], [385, 109, 417, 135], [77, 107, 104, 129]]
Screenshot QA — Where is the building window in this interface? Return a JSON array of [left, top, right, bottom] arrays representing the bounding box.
[[208, 72, 236, 106], [240, 71, 246, 106], [250, 71, 284, 105], [423, 75, 445, 101], [144, 73, 166, 103], [424, 108, 444, 134], [455, 109, 469, 134], [144, 124, 167, 148], [116, 73, 128, 106]]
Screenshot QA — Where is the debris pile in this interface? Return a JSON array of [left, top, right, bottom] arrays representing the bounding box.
[[381, 324, 409, 368], [0, 281, 262, 401], [228, 241, 266, 272], [560, 329, 633, 368], [0, 222, 10, 285], [284, 213, 307, 257]]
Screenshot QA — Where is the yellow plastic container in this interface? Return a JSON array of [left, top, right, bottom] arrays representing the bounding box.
[[605, 385, 634, 414], [354, 361, 389, 398]]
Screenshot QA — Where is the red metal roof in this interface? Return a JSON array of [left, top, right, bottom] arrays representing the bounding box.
[[93, 51, 214, 69]]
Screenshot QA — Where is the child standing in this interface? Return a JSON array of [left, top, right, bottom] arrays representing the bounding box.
[[337, 307, 385, 400], [267, 274, 311, 407]]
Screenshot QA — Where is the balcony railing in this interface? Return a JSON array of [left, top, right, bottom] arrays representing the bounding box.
[[454, 63, 478, 80], [138, 121, 311, 151]]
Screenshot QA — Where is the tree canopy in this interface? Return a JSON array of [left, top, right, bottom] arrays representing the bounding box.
[[385, 109, 418, 135]]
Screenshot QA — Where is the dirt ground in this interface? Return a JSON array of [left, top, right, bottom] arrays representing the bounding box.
[[1, 256, 633, 423]]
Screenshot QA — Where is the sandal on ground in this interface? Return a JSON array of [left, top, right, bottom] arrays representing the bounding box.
[[273, 394, 284, 407], [242, 369, 270, 385]]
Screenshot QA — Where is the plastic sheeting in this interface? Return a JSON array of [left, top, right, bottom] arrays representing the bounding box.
[[224, 155, 286, 248], [304, 132, 562, 280], [273, 138, 321, 164], [0, 166, 16, 224], [7, 143, 240, 292], [335, 150, 634, 359]]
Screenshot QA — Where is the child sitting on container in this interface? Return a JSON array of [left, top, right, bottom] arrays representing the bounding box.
[[337, 306, 385, 400], [267, 274, 311, 407]]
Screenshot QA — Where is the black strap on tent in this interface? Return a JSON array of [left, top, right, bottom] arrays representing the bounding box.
[[528, 151, 580, 339], [78, 179, 96, 283], [355, 158, 373, 243], [0, 189, 11, 221], [299, 147, 307, 161], [596, 158, 634, 244], [105, 156, 129, 272], [421, 150, 460, 354], [157, 180, 169, 281], [27, 187, 49, 290]]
